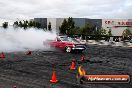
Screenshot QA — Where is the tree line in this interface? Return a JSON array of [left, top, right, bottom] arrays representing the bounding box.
[[1, 20, 52, 31], [59, 17, 112, 36], [13, 20, 42, 29], [1, 18, 132, 38]]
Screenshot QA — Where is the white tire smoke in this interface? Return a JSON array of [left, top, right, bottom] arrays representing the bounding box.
[[0, 27, 57, 52]]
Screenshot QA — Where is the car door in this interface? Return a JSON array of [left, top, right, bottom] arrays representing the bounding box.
[[50, 38, 59, 48], [56, 38, 66, 49]]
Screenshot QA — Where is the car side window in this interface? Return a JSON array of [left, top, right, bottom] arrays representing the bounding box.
[[57, 38, 61, 42]]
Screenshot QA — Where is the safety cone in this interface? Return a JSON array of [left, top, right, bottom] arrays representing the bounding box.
[[50, 70, 58, 83], [26, 50, 32, 55], [81, 55, 85, 61], [70, 60, 75, 70], [13, 85, 17, 88], [0, 52, 5, 58]]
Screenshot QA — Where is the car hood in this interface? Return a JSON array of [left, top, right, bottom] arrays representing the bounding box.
[[62, 41, 82, 45]]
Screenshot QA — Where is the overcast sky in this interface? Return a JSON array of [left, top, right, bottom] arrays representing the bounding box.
[[0, 0, 132, 22]]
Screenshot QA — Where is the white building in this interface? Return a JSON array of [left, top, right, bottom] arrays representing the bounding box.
[[47, 18, 65, 33], [102, 19, 132, 36]]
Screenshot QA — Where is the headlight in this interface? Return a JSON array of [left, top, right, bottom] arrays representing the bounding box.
[[73, 45, 75, 47]]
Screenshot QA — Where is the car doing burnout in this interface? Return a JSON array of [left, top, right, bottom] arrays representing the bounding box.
[[45, 36, 86, 53]]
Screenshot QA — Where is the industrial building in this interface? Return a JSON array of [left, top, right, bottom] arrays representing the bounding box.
[[34, 18, 132, 36], [34, 18, 101, 32], [34, 18, 47, 29]]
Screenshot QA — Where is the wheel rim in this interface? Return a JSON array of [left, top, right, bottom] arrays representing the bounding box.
[[66, 47, 71, 52]]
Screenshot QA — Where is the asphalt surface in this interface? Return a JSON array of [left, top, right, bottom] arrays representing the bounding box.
[[0, 45, 132, 88]]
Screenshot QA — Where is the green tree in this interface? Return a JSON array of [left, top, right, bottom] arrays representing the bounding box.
[[100, 28, 107, 35], [67, 17, 75, 33], [2, 22, 8, 29], [48, 22, 52, 31], [59, 17, 75, 34], [122, 29, 132, 37], [82, 23, 94, 35], [59, 19, 68, 34], [76, 27, 83, 34], [95, 28, 107, 35], [13, 20, 42, 29], [18, 21, 23, 27], [13, 21, 19, 27], [28, 21, 34, 27], [69, 27, 80, 34], [107, 29, 112, 36], [23, 20, 28, 29]]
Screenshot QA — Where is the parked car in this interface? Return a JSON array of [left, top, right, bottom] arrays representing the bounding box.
[[44, 36, 86, 53], [129, 40, 132, 43]]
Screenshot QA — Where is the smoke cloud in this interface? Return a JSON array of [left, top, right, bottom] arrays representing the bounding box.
[[0, 27, 57, 52]]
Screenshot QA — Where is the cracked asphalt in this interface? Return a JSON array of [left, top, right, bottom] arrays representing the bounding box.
[[0, 45, 132, 88]]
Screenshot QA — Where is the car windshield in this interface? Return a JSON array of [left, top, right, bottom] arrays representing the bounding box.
[[60, 37, 79, 43]]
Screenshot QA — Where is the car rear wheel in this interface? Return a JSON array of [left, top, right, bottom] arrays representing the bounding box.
[[65, 47, 71, 53]]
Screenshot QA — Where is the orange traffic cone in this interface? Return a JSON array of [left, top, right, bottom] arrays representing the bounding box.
[[50, 70, 58, 83], [26, 50, 32, 55], [81, 55, 85, 61], [70, 60, 75, 70], [0, 52, 5, 58], [13, 85, 17, 88]]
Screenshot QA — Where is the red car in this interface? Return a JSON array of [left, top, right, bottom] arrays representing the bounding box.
[[44, 36, 86, 53]]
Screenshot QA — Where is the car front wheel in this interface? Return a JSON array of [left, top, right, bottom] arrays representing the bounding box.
[[65, 47, 71, 53]]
